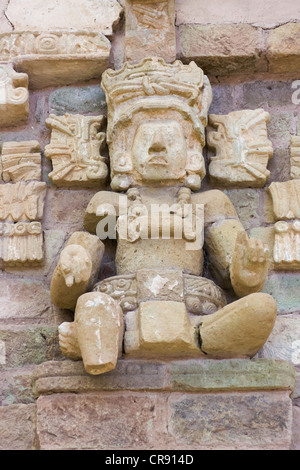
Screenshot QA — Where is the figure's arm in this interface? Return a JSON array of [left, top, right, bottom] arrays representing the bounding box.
[[50, 231, 104, 311], [192, 190, 269, 296]]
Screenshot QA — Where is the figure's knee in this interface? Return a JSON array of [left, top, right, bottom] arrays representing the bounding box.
[[59, 292, 124, 375], [199, 292, 277, 359]]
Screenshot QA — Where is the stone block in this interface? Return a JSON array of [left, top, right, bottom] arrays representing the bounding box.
[[36, 392, 168, 450], [168, 391, 293, 449], [262, 273, 300, 314], [0, 278, 54, 323], [267, 23, 300, 73], [224, 189, 261, 230], [257, 315, 300, 367], [0, 367, 36, 405], [33, 359, 167, 395], [5, 0, 123, 36], [179, 24, 264, 76], [125, 0, 176, 64], [169, 358, 295, 394], [0, 404, 37, 450], [49, 85, 107, 116], [0, 326, 61, 369], [291, 406, 300, 450]]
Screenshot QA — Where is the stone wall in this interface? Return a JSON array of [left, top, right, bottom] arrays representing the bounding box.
[[0, 0, 300, 450]]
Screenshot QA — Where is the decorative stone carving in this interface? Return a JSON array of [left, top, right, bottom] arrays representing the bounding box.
[[268, 180, 300, 220], [268, 180, 300, 270], [290, 135, 300, 180], [0, 31, 111, 89], [45, 114, 108, 187], [0, 181, 46, 222], [207, 109, 273, 187], [1, 141, 41, 182], [101, 57, 212, 191], [125, 0, 176, 64], [51, 57, 276, 375], [0, 64, 29, 127], [0, 221, 43, 266]]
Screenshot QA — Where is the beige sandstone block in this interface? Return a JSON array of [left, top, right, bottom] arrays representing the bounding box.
[[125, 0, 176, 64], [290, 136, 300, 180], [1, 141, 41, 182], [135, 301, 200, 357], [0, 31, 111, 89], [45, 114, 108, 187], [179, 23, 264, 75], [268, 180, 300, 220], [6, 0, 123, 36], [207, 109, 273, 187], [0, 221, 44, 266], [267, 23, 300, 73], [0, 64, 29, 126]]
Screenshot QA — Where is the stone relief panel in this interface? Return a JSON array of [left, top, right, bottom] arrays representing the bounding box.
[[207, 109, 273, 187], [290, 135, 300, 179], [45, 114, 108, 187], [1, 141, 41, 182], [125, 0, 176, 63], [0, 64, 29, 127], [268, 180, 300, 270], [0, 31, 111, 88]]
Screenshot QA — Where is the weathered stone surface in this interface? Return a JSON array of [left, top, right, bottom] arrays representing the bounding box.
[[267, 23, 300, 73], [0, 367, 36, 405], [0, 64, 29, 127], [168, 391, 293, 449], [262, 273, 300, 314], [169, 359, 295, 393], [33, 359, 167, 395], [0, 31, 111, 89], [0, 181, 46, 222], [5, 0, 123, 36], [179, 24, 264, 75], [36, 392, 167, 450], [0, 404, 37, 450], [49, 85, 107, 116], [225, 189, 261, 231], [175, 0, 300, 28], [257, 315, 300, 367], [0, 278, 53, 322], [125, 0, 176, 64], [291, 406, 300, 450], [0, 325, 61, 369]]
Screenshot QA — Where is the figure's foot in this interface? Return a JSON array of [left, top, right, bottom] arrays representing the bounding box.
[[199, 293, 277, 358]]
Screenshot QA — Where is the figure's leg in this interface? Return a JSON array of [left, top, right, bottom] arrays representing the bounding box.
[[199, 293, 277, 358], [58, 292, 124, 375]]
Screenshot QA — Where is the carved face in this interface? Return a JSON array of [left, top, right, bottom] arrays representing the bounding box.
[[132, 120, 187, 181]]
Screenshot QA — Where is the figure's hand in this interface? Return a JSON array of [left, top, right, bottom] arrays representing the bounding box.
[[59, 244, 92, 287], [230, 231, 269, 297]]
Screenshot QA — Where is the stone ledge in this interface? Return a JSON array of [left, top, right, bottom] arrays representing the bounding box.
[[33, 358, 295, 396]]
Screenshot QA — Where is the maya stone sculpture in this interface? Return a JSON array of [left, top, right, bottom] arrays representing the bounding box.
[[50, 57, 277, 375]]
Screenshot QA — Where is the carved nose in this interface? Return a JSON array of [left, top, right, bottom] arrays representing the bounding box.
[[149, 131, 166, 154]]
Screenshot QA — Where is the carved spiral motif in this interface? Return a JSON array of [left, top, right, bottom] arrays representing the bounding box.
[[7, 87, 28, 104], [37, 34, 58, 53]]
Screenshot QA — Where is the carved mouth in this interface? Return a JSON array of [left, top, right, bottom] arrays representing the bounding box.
[[148, 153, 168, 165]]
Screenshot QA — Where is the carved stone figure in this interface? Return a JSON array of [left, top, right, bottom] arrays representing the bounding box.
[[45, 114, 107, 187], [0, 64, 29, 127], [50, 57, 277, 375], [207, 109, 273, 187]]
